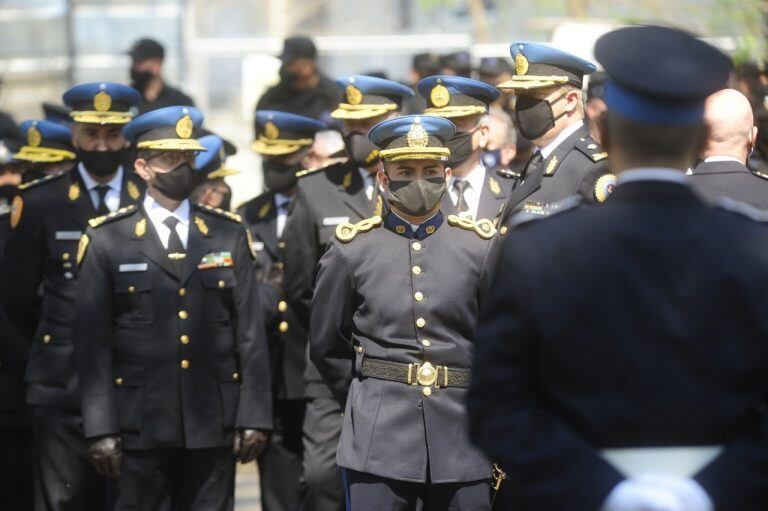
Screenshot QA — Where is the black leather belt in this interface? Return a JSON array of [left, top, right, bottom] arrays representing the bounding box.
[[361, 357, 471, 388]]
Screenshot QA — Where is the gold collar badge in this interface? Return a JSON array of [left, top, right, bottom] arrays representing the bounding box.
[[68, 182, 80, 202], [134, 218, 147, 238], [127, 181, 140, 201], [194, 215, 209, 236]]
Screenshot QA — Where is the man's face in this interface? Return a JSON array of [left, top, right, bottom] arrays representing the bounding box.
[[194, 180, 230, 208], [450, 114, 489, 154], [378, 159, 450, 188], [342, 113, 392, 137], [282, 58, 317, 91], [72, 124, 128, 152], [135, 150, 196, 182]]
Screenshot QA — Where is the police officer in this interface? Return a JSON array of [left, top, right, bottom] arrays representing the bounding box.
[[282, 75, 413, 511], [74, 106, 272, 511], [310, 115, 496, 509], [129, 38, 195, 114], [470, 25, 768, 511], [13, 119, 77, 181], [497, 43, 613, 225], [689, 89, 768, 209], [238, 110, 325, 511], [192, 134, 239, 210], [1, 82, 143, 511], [418, 75, 513, 221]]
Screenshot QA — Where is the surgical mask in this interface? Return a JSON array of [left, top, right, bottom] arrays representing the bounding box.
[[344, 132, 381, 168], [130, 69, 154, 93], [482, 149, 502, 169], [446, 128, 477, 167], [262, 159, 299, 193], [77, 148, 127, 177], [515, 92, 568, 141], [151, 162, 199, 201], [385, 177, 446, 217]]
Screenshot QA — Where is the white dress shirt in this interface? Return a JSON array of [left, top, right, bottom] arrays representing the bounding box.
[[538, 120, 584, 160], [703, 155, 744, 164], [617, 168, 689, 186], [448, 162, 486, 219], [358, 167, 376, 201], [275, 193, 292, 238], [78, 163, 123, 212], [143, 193, 190, 249]]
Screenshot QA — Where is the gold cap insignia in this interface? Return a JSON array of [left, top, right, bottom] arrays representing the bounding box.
[[258, 201, 271, 219], [489, 176, 501, 196], [176, 115, 194, 139], [515, 53, 529, 76], [346, 84, 363, 105], [68, 182, 80, 202], [194, 215, 209, 236], [134, 218, 147, 238], [406, 117, 429, 148], [10, 195, 23, 229], [94, 91, 112, 112], [27, 126, 42, 147], [430, 84, 450, 108], [264, 121, 279, 140], [127, 181, 140, 201]]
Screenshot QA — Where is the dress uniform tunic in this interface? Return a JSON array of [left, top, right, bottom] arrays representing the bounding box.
[[689, 157, 768, 209]]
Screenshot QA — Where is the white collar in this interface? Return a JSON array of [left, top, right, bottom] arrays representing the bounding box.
[[539, 120, 584, 160], [143, 193, 190, 223], [617, 168, 689, 186], [275, 192, 292, 208], [358, 167, 376, 183], [78, 162, 123, 191], [703, 155, 744, 164], [451, 161, 486, 191]]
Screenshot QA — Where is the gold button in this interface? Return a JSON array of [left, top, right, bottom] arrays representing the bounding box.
[[416, 317, 426, 328], [232, 372, 240, 381], [421, 339, 431, 347], [278, 241, 286, 249], [178, 310, 188, 320], [128, 285, 136, 293], [180, 360, 190, 369], [178, 288, 186, 297], [356, 346, 363, 354], [62, 253, 70, 261], [414, 291, 424, 301], [278, 300, 288, 312], [412, 242, 422, 251], [180, 335, 190, 345], [217, 280, 225, 288], [422, 387, 432, 396], [500, 226, 508, 235], [43, 334, 51, 344], [412, 266, 422, 276], [279, 321, 289, 333], [114, 377, 123, 386]]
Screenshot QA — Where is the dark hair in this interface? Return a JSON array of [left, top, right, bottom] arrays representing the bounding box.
[[605, 111, 705, 165]]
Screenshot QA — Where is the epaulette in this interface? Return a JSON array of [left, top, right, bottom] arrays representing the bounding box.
[[496, 168, 520, 179], [715, 197, 768, 222], [17, 172, 64, 191], [295, 166, 327, 179], [335, 215, 382, 243], [196, 203, 242, 223], [510, 196, 582, 228], [88, 204, 138, 228], [575, 137, 609, 162], [447, 215, 496, 239]]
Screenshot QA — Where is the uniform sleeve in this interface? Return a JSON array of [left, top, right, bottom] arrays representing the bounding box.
[[282, 185, 318, 327], [308, 240, 355, 407], [74, 228, 119, 439], [0, 195, 45, 338], [232, 226, 273, 431], [467, 230, 624, 510], [577, 159, 610, 204]]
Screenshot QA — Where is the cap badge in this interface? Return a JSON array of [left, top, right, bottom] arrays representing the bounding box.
[[94, 91, 112, 112], [176, 115, 194, 139], [27, 126, 42, 147], [346, 84, 363, 105], [264, 121, 280, 140], [430, 84, 450, 108], [406, 118, 429, 149], [515, 53, 529, 76]]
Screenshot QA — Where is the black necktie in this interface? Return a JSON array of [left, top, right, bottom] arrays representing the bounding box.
[[163, 216, 185, 278], [95, 185, 110, 216], [521, 151, 544, 183], [453, 180, 470, 215]]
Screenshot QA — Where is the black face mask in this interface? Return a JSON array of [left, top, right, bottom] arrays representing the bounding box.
[[385, 177, 447, 217], [446, 128, 477, 167], [77, 148, 127, 177], [0, 183, 17, 200], [151, 162, 200, 201], [279, 67, 301, 88], [344, 132, 381, 168], [515, 93, 567, 141], [262, 159, 299, 193], [130, 69, 154, 94]]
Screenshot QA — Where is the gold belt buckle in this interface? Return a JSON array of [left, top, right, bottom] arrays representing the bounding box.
[[417, 362, 438, 387]]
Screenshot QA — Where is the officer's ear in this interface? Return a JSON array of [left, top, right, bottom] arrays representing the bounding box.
[[444, 165, 452, 182], [477, 120, 490, 150], [749, 125, 758, 154], [377, 167, 389, 190], [564, 88, 581, 114], [134, 157, 153, 182]]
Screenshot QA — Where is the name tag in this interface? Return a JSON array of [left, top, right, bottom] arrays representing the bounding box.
[[323, 216, 349, 226], [251, 241, 264, 252], [55, 231, 83, 241], [119, 263, 148, 273]]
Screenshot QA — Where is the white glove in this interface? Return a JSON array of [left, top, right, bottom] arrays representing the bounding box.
[[635, 475, 713, 511], [602, 476, 713, 511]]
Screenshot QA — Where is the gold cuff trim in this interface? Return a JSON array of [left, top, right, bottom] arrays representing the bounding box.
[[13, 146, 77, 163], [331, 103, 398, 120], [70, 111, 134, 125], [207, 167, 240, 179], [497, 75, 570, 90], [136, 139, 207, 151], [423, 105, 488, 118], [379, 146, 450, 161]]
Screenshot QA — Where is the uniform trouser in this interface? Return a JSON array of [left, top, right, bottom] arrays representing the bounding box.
[[0, 425, 34, 510], [302, 397, 344, 511], [115, 447, 235, 511], [258, 399, 306, 511], [32, 406, 109, 511], [345, 470, 491, 511]]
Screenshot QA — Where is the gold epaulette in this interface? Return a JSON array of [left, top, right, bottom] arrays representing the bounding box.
[[335, 215, 382, 243], [88, 204, 137, 228], [197, 203, 242, 223], [447, 215, 496, 239], [575, 137, 609, 162], [17, 172, 63, 191], [295, 166, 326, 178]]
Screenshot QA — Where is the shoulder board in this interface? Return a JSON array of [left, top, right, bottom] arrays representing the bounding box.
[[17, 172, 65, 191], [510, 196, 582, 228], [715, 197, 768, 222], [335, 215, 382, 243], [296, 160, 349, 179], [195, 203, 242, 223], [749, 167, 768, 182], [496, 168, 520, 179], [88, 204, 138, 228], [447, 215, 497, 240], [574, 137, 609, 162]]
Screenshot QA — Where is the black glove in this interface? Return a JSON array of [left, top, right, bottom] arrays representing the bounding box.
[[88, 436, 122, 479], [233, 428, 269, 463]]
